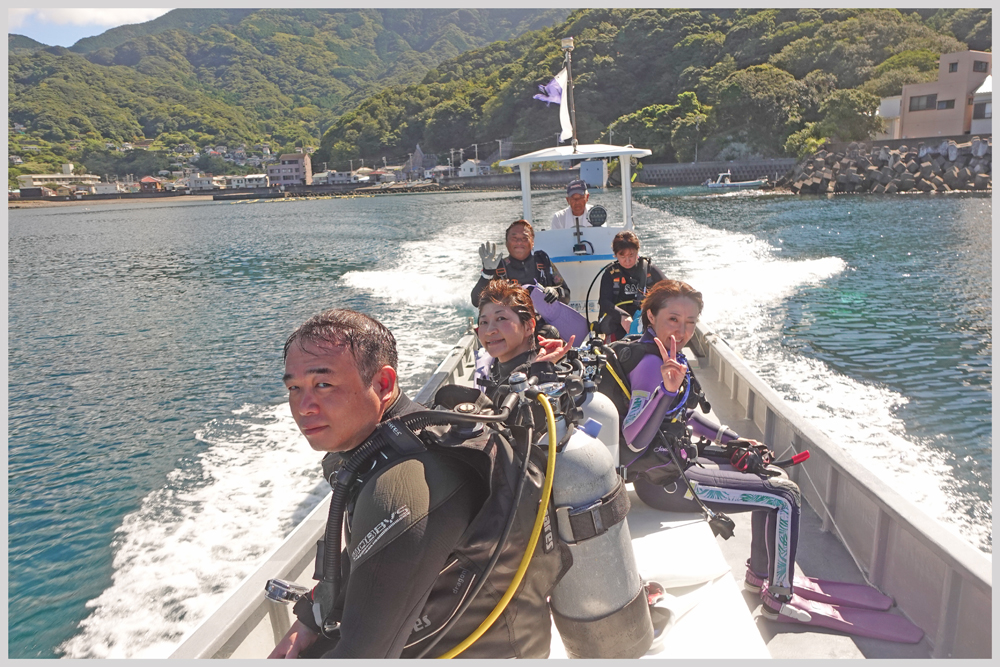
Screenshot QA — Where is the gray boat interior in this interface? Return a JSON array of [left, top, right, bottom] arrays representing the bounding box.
[[170, 323, 991, 659]]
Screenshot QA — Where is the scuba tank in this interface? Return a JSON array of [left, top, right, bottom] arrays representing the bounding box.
[[578, 379, 619, 463], [566, 346, 619, 464], [531, 375, 654, 659]]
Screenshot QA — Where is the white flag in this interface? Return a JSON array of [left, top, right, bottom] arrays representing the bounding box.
[[555, 68, 572, 142]]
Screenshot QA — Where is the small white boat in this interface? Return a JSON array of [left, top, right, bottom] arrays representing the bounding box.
[[704, 170, 768, 189]]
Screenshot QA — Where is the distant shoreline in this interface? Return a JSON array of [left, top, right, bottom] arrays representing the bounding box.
[[9, 194, 218, 209]]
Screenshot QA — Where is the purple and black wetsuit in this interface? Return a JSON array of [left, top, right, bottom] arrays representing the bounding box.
[[620, 329, 801, 595]]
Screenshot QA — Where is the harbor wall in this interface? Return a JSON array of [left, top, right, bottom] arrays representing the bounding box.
[[437, 168, 579, 190], [780, 136, 992, 194], [638, 159, 798, 185]]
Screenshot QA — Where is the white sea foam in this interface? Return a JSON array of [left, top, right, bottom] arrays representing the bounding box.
[[635, 200, 990, 551], [58, 404, 322, 659], [59, 203, 503, 658]]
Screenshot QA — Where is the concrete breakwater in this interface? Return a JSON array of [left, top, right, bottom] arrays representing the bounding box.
[[780, 137, 992, 194]]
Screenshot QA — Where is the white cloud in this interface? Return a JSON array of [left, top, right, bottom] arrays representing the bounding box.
[[8, 9, 173, 30]]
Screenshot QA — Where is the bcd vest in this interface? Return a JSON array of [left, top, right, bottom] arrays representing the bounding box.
[[606, 258, 652, 311], [596, 337, 707, 482], [495, 250, 557, 287], [315, 401, 570, 658]]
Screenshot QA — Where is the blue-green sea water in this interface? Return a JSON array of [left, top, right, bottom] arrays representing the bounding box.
[[8, 189, 991, 657]]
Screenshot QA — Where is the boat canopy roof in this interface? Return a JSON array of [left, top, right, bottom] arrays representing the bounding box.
[[499, 143, 652, 228], [499, 143, 651, 167]]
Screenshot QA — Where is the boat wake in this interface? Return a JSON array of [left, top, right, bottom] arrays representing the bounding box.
[[58, 404, 325, 658], [636, 201, 991, 553]]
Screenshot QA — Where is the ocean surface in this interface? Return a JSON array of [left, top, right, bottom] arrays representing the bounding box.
[[7, 188, 991, 658]]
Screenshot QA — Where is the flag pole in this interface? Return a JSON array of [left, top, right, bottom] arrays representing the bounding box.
[[561, 37, 578, 152]]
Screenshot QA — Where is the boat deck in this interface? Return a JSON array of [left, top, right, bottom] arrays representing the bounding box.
[[692, 352, 933, 659]]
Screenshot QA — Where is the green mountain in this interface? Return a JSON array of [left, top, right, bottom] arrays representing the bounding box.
[[9, 9, 570, 151], [8, 34, 48, 55], [7, 7, 990, 184], [315, 8, 988, 166]]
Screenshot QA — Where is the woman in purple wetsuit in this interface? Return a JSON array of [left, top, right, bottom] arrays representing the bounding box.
[[615, 279, 803, 618]]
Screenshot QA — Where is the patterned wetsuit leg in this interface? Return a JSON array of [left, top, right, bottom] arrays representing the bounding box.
[[633, 458, 799, 590]]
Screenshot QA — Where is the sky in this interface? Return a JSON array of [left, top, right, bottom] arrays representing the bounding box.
[[8, 9, 174, 47]]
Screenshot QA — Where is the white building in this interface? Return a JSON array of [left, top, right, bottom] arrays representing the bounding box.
[[874, 96, 903, 140], [245, 174, 269, 188], [458, 159, 490, 177], [225, 175, 248, 189], [970, 75, 992, 136], [17, 171, 100, 189], [189, 174, 225, 191], [93, 183, 124, 195]]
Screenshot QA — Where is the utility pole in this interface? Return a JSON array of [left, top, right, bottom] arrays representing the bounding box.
[[449, 148, 455, 171], [459, 148, 464, 166], [349, 159, 354, 173], [609, 128, 614, 145], [495, 139, 503, 160], [473, 143, 479, 161], [694, 120, 700, 163], [407, 153, 413, 180]]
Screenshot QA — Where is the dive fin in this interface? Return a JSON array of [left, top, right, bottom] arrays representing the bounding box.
[[792, 576, 893, 611], [769, 593, 924, 644]]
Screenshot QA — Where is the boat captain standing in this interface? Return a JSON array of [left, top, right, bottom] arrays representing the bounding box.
[[549, 179, 594, 229]]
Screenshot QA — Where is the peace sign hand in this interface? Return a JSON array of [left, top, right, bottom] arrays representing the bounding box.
[[535, 335, 575, 364], [655, 335, 687, 394]]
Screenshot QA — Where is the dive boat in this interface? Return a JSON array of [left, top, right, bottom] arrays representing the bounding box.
[[704, 170, 768, 189], [169, 35, 990, 657], [168, 141, 990, 660]]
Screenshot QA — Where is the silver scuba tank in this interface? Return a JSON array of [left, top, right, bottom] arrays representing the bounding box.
[[536, 382, 653, 659], [578, 379, 619, 464]]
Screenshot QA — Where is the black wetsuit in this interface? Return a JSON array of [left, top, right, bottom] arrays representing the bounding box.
[[471, 251, 570, 308], [293, 392, 563, 658], [597, 259, 665, 341]]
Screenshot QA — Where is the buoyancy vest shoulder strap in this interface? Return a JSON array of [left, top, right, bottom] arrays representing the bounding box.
[[533, 250, 555, 284]]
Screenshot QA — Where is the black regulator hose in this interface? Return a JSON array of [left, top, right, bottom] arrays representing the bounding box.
[[583, 261, 614, 331], [655, 429, 736, 540]]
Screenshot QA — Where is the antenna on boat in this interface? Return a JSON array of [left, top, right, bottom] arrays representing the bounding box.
[[561, 37, 579, 153]]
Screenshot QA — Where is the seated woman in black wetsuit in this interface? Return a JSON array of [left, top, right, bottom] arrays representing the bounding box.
[[474, 279, 574, 397]]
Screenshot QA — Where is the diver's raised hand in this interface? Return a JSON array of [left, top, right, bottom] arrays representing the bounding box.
[[536, 335, 575, 364], [655, 334, 687, 394], [479, 241, 503, 272]]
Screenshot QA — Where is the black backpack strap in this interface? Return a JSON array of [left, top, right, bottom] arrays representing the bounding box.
[[534, 250, 555, 283], [637, 257, 650, 296]]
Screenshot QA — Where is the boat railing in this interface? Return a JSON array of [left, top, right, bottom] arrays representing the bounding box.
[[689, 324, 992, 659]]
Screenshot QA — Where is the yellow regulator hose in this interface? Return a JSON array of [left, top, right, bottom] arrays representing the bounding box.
[[438, 393, 558, 658]]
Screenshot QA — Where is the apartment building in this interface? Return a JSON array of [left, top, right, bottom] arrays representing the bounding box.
[[899, 51, 991, 139], [267, 152, 312, 186]]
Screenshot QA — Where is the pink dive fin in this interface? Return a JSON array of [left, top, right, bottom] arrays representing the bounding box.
[[793, 576, 893, 611], [773, 594, 924, 644]]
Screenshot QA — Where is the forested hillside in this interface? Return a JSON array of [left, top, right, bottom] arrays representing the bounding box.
[[7, 8, 569, 182], [7, 8, 990, 182], [315, 8, 990, 167]]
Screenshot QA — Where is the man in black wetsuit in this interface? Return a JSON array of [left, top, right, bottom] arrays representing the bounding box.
[[270, 309, 563, 659], [472, 220, 569, 340], [471, 219, 569, 308]]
